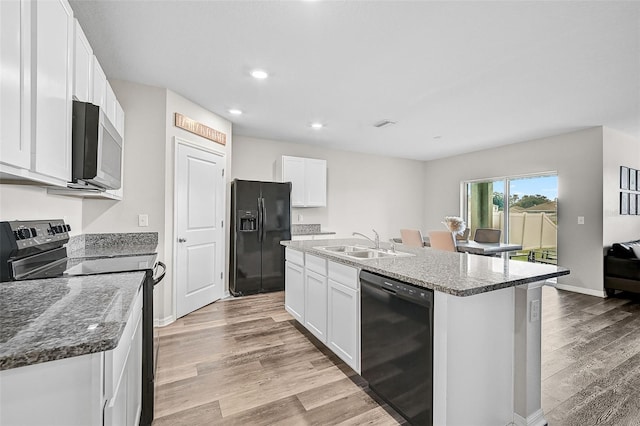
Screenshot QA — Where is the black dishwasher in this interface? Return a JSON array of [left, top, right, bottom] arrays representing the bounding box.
[[360, 270, 433, 426]]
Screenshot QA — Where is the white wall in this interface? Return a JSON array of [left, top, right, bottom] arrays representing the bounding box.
[[603, 127, 640, 246], [163, 89, 233, 321], [423, 127, 604, 295], [0, 185, 83, 235], [231, 135, 425, 241]]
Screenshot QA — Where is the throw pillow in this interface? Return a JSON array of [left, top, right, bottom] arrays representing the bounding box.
[[632, 244, 640, 259]]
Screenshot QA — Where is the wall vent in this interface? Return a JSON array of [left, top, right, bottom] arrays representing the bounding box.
[[374, 120, 397, 128]]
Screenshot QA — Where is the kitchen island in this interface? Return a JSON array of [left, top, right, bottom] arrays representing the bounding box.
[[282, 238, 570, 426]]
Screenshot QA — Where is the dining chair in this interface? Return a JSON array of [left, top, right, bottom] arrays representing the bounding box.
[[474, 228, 501, 243], [428, 231, 457, 252], [400, 229, 425, 247]]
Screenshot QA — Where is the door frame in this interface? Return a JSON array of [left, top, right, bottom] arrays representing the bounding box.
[[172, 137, 226, 321]]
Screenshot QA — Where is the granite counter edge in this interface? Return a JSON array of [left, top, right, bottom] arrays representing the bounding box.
[[281, 241, 570, 297]]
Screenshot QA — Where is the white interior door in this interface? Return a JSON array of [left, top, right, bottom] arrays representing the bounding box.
[[176, 143, 225, 318]]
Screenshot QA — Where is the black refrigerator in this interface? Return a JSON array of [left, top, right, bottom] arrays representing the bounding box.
[[230, 179, 292, 296]]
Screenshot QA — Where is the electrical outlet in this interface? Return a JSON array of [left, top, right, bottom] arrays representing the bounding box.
[[138, 214, 149, 227], [577, 216, 585, 225], [530, 299, 540, 322]]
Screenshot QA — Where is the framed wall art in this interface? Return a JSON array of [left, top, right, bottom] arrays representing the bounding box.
[[621, 166, 629, 190], [620, 192, 629, 215], [630, 169, 637, 191], [631, 192, 637, 215]]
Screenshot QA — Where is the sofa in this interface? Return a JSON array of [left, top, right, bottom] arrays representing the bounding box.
[[604, 240, 640, 296]]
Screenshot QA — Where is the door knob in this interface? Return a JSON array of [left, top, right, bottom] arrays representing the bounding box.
[[178, 237, 187, 243]]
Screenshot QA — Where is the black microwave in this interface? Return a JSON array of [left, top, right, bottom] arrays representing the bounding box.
[[71, 101, 122, 190]]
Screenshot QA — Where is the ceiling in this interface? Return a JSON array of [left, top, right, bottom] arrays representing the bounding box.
[[70, 1, 640, 161]]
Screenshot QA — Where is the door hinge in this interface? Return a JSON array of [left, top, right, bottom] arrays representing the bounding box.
[[220, 272, 223, 280], [221, 220, 224, 227], [222, 169, 225, 177]]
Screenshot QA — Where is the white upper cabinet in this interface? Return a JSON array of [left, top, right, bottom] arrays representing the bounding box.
[[105, 81, 117, 126], [304, 158, 327, 207], [115, 101, 125, 136], [0, 0, 31, 170], [92, 57, 106, 109], [282, 156, 305, 206], [34, 0, 73, 182], [72, 19, 92, 102], [280, 155, 327, 207]]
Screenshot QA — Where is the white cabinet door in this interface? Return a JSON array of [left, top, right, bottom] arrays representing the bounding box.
[[92, 57, 106, 109], [116, 100, 125, 136], [0, 0, 30, 170], [34, 0, 73, 181], [285, 260, 305, 323], [73, 19, 92, 102], [282, 156, 306, 207], [304, 269, 328, 343], [327, 279, 360, 372], [105, 82, 117, 126], [304, 158, 327, 207], [126, 302, 143, 426]]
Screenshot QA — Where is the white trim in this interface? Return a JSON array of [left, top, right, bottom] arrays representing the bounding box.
[[154, 315, 175, 327], [513, 408, 547, 426], [555, 283, 605, 298]]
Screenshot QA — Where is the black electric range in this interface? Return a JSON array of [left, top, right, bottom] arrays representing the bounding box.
[[0, 219, 164, 426]]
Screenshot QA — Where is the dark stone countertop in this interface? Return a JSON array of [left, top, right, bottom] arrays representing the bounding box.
[[282, 238, 570, 297], [0, 272, 145, 371]]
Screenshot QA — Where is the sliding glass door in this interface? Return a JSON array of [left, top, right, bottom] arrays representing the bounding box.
[[464, 173, 558, 264]]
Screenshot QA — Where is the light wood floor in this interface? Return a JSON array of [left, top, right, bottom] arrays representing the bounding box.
[[153, 287, 640, 425]]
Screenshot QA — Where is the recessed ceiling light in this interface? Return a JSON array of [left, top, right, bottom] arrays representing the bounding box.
[[310, 123, 324, 129], [228, 109, 243, 115], [250, 69, 268, 79]]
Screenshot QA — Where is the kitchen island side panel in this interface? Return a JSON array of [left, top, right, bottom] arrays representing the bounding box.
[[433, 287, 515, 426]]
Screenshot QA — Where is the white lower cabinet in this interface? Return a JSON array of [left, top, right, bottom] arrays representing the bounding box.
[[327, 279, 359, 372], [0, 286, 143, 426], [284, 248, 360, 373], [285, 249, 305, 323], [304, 269, 328, 344]]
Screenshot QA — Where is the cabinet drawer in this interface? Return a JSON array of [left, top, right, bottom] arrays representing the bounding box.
[[285, 248, 304, 266], [306, 254, 327, 276], [328, 261, 359, 290]]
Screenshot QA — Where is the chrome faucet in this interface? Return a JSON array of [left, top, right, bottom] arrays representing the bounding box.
[[352, 229, 380, 249]]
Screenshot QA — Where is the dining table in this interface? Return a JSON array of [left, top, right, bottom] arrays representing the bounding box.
[[422, 238, 523, 256]]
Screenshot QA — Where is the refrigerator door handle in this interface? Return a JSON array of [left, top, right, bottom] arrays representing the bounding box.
[[257, 197, 263, 242], [261, 197, 267, 241]]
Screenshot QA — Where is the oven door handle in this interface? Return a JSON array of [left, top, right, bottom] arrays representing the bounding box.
[[153, 261, 166, 286]]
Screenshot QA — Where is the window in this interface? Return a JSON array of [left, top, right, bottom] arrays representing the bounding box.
[[464, 173, 558, 264]]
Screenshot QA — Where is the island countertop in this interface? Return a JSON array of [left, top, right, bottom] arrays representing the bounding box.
[[0, 272, 145, 371], [281, 238, 569, 297]]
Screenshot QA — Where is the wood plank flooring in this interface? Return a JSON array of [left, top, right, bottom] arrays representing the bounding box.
[[542, 286, 640, 425], [153, 287, 640, 425], [153, 292, 405, 425]]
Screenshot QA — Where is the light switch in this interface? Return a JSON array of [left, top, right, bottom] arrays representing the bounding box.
[[138, 214, 149, 227], [577, 216, 585, 225]]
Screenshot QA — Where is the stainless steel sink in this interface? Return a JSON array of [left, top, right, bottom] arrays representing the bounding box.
[[317, 245, 368, 253], [345, 250, 394, 259], [314, 245, 415, 260]]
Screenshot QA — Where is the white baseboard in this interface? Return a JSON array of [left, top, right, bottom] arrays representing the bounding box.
[[513, 409, 547, 426], [554, 283, 605, 298], [154, 315, 176, 327]]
